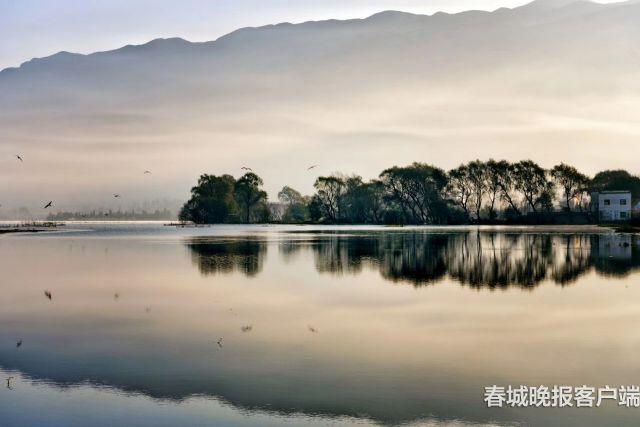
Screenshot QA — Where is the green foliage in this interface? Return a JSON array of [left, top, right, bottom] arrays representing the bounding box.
[[308, 195, 324, 223], [342, 177, 386, 224], [235, 172, 268, 223], [447, 164, 473, 221], [591, 170, 640, 202], [278, 186, 303, 205], [380, 163, 450, 224], [179, 174, 238, 223], [278, 186, 309, 223], [550, 163, 590, 212], [180, 172, 267, 224], [283, 203, 309, 223], [180, 161, 637, 225], [314, 175, 347, 222], [511, 160, 554, 213]]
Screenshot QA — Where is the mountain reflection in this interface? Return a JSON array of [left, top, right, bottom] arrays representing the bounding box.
[[5, 227, 640, 427], [187, 232, 640, 288], [186, 238, 266, 276]]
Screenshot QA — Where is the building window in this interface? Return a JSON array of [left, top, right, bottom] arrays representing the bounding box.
[[621, 199, 627, 205], [604, 199, 611, 206], [621, 211, 628, 219]]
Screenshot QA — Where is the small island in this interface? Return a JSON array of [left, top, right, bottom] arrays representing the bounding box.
[[178, 159, 640, 227]]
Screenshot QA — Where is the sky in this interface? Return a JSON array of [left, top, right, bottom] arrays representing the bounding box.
[[0, 0, 635, 216], [0, 0, 618, 71]]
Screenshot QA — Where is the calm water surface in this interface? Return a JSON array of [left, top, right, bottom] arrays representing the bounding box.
[[1, 223, 640, 426]]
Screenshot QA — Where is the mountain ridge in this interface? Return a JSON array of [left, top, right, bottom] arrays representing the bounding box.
[[1, 0, 639, 210], [0, 0, 618, 75]]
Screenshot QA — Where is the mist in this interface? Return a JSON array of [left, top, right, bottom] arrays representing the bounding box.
[[1, 0, 640, 216]]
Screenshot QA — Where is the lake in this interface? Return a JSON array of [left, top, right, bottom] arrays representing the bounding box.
[[1, 223, 640, 426]]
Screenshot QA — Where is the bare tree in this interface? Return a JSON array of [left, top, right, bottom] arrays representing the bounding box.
[[447, 165, 473, 221], [511, 160, 554, 213], [551, 163, 590, 212], [467, 160, 487, 220]]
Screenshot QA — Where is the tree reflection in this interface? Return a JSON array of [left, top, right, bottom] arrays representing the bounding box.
[[185, 232, 640, 288], [186, 238, 266, 277], [379, 234, 448, 285], [307, 232, 640, 288]]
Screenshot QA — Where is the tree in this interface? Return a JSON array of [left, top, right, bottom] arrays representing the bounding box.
[[342, 177, 386, 224], [234, 172, 268, 223], [278, 186, 309, 223], [179, 174, 238, 223], [511, 160, 554, 213], [363, 180, 387, 224], [314, 175, 346, 222], [380, 163, 449, 224], [591, 170, 640, 202], [467, 160, 487, 220], [447, 165, 473, 221], [308, 195, 324, 223], [484, 159, 505, 220], [494, 160, 521, 216], [550, 163, 590, 212], [278, 186, 304, 205]]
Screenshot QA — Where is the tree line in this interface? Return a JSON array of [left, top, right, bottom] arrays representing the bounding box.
[[178, 161, 640, 224], [48, 209, 174, 221]]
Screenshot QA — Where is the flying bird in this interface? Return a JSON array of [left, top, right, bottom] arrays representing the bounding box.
[[241, 325, 253, 333], [6, 377, 14, 390], [44, 290, 52, 300], [16, 339, 22, 348], [308, 326, 318, 334], [216, 337, 223, 348], [113, 194, 121, 198], [144, 170, 152, 174], [15, 155, 23, 162], [307, 165, 318, 170], [43, 201, 53, 209], [240, 167, 253, 171]]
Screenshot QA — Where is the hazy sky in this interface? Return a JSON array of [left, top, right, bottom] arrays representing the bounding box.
[[1, 0, 636, 215], [0, 0, 617, 70]]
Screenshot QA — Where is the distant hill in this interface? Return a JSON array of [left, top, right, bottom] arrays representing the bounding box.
[[1, 0, 639, 210]]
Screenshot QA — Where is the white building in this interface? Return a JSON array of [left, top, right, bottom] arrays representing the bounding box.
[[591, 191, 632, 221]]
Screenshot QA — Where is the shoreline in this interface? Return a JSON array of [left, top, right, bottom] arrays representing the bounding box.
[[0, 222, 627, 236], [0, 228, 50, 234]]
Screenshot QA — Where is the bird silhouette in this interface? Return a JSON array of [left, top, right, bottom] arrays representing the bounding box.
[[143, 170, 152, 174], [43, 201, 53, 209], [15, 155, 23, 162], [6, 377, 14, 390], [308, 326, 318, 333], [44, 290, 52, 300], [307, 165, 318, 170], [240, 167, 253, 171], [16, 339, 22, 348], [113, 194, 121, 198], [241, 325, 253, 333], [216, 338, 223, 348], [114, 293, 120, 300]]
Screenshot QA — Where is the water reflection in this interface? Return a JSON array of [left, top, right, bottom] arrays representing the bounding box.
[[187, 237, 267, 277], [187, 232, 640, 288], [4, 226, 640, 427]]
